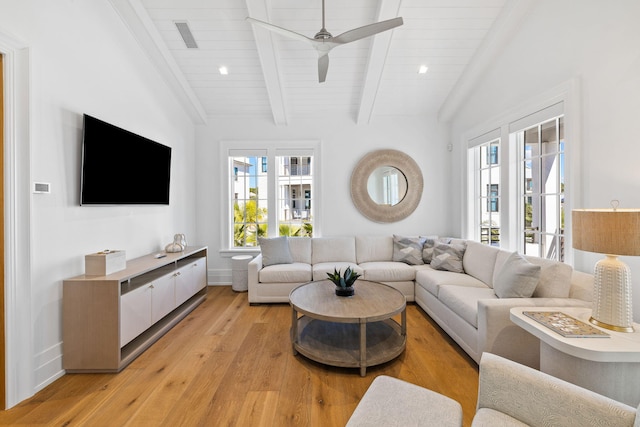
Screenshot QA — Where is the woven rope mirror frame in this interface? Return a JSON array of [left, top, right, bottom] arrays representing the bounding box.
[[350, 149, 423, 223]]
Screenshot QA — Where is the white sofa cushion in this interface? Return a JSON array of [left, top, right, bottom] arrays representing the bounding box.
[[258, 236, 293, 266], [360, 261, 416, 282], [525, 256, 573, 298], [493, 252, 541, 298], [356, 235, 393, 263], [416, 268, 486, 298], [259, 262, 312, 283], [288, 237, 312, 264], [313, 262, 362, 281], [463, 241, 500, 287], [312, 237, 357, 264], [438, 285, 497, 328]]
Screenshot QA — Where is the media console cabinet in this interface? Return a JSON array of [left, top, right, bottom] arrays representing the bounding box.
[[63, 246, 207, 373]]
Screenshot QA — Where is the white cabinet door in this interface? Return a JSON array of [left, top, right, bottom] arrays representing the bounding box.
[[175, 258, 207, 306], [120, 285, 152, 347], [151, 273, 176, 324]]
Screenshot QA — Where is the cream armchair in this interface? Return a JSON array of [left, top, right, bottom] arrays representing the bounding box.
[[348, 353, 639, 427], [473, 353, 639, 426]]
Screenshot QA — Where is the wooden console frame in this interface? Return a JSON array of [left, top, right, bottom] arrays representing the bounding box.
[[63, 246, 208, 373]]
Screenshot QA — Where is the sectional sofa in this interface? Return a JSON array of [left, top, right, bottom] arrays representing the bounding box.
[[247, 235, 593, 368]]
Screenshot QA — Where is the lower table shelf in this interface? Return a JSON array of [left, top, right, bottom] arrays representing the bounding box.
[[292, 316, 406, 373]]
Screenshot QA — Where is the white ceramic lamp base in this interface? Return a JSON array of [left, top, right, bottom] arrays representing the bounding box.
[[590, 255, 634, 332]]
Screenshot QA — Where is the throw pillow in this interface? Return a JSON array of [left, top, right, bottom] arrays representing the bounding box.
[[422, 236, 452, 263], [493, 252, 542, 298], [430, 242, 466, 273], [393, 235, 427, 265], [258, 236, 293, 267]]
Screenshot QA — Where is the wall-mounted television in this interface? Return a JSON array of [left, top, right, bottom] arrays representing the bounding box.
[[80, 114, 172, 205]]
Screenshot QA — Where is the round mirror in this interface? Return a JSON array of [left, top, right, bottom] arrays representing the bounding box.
[[351, 149, 423, 223], [366, 166, 408, 206]]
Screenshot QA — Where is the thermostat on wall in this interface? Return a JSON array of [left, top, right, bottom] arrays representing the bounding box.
[[33, 182, 51, 194]]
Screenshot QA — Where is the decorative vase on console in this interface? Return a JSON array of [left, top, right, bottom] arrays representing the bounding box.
[[165, 234, 186, 253], [327, 267, 360, 297]]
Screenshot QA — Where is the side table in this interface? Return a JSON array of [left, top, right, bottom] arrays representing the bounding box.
[[231, 255, 253, 292], [510, 307, 640, 406]]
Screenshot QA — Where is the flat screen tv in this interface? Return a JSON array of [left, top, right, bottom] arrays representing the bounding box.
[[81, 114, 172, 205]]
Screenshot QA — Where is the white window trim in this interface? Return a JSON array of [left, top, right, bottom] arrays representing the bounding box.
[[461, 78, 581, 264], [219, 140, 321, 257]]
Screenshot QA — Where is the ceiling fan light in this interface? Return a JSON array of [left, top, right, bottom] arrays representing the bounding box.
[[418, 65, 428, 74], [219, 66, 229, 75]]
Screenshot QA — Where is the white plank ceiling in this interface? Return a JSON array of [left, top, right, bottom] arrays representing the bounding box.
[[111, 0, 509, 125]]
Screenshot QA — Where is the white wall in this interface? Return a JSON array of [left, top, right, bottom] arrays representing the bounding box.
[[448, 0, 640, 319], [196, 115, 452, 282], [0, 1, 197, 406]]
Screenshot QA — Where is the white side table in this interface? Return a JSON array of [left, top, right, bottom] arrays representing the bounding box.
[[510, 307, 640, 406], [231, 255, 253, 292]]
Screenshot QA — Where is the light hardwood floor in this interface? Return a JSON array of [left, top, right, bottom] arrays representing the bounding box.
[[0, 286, 479, 426]]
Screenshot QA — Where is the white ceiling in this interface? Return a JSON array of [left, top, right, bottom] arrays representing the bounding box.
[[110, 0, 511, 125]]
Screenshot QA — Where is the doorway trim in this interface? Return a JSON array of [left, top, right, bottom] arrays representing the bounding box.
[[0, 31, 33, 409]]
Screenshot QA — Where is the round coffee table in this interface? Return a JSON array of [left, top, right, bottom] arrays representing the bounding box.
[[289, 280, 406, 376]]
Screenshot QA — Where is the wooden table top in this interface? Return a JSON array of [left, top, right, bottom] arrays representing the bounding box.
[[289, 280, 406, 323]]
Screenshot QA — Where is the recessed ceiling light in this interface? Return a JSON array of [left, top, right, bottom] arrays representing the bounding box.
[[219, 66, 229, 75], [418, 65, 428, 74]]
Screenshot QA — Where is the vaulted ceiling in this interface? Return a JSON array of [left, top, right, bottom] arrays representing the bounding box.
[[110, 0, 516, 125]]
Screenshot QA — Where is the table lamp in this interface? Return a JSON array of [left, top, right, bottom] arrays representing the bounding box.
[[572, 203, 640, 332]]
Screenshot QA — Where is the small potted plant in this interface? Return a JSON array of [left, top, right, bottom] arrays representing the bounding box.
[[327, 267, 361, 297]]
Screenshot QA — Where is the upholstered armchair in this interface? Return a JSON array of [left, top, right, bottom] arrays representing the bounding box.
[[348, 352, 640, 427]]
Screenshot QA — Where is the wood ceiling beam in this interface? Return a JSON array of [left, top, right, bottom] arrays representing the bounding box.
[[245, 0, 288, 126], [356, 0, 402, 125]]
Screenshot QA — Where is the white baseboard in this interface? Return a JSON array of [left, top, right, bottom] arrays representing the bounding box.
[[208, 268, 232, 286]]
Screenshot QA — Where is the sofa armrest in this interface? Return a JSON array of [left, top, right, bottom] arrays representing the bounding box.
[[477, 297, 591, 368], [248, 254, 263, 303], [475, 353, 637, 426]]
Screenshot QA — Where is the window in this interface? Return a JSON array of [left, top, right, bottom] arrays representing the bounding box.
[[517, 116, 565, 261], [226, 145, 317, 249], [469, 135, 501, 246], [278, 156, 313, 235], [230, 155, 268, 247], [466, 100, 567, 260], [487, 184, 499, 212]]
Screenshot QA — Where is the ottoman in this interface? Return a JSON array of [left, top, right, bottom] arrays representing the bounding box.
[[346, 375, 462, 427]]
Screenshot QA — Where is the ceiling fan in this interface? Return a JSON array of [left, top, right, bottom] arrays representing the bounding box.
[[247, 0, 403, 83]]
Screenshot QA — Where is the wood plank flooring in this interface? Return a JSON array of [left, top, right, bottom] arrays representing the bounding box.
[[0, 286, 479, 426]]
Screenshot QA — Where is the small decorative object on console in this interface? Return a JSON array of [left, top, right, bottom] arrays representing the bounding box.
[[165, 233, 186, 253], [85, 250, 126, 276], [327, 267, 361, 297]]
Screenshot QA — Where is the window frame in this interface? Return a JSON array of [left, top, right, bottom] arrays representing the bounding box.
[[220, 140, 321, 256], [462, 80, 580, 263]]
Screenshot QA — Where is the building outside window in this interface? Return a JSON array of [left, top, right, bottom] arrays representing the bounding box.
[[469, 137, 501, 246], [229, 150, 314, 248], [467, 101, 566, 260], [517, 116, 565, 261]]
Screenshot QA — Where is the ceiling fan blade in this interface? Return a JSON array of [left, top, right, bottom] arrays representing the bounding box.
[[318, 54, 329, 83], [246, 17, 313, 44], [333, 17, 403, 44]]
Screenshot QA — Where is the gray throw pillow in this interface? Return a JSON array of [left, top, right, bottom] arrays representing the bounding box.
[[493, 252, 541, 298], [430, 242, 466, 273], [422, 236, 452, 263], [258, 236, 293, 267], [393, 235, 427, 265]]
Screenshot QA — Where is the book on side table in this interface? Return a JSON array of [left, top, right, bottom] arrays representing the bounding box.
[[523, 311, 610, 338]]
